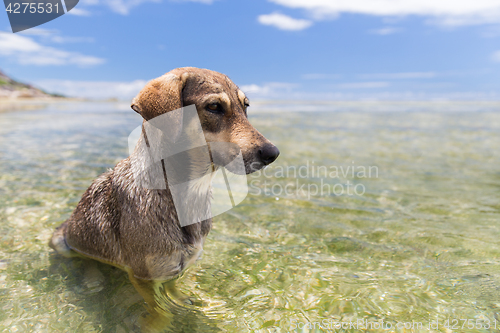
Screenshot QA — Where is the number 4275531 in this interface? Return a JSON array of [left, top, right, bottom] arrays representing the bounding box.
[[5, 2, 60, 14]]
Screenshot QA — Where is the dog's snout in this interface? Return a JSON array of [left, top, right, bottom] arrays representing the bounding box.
[[259, 144, 280, 165]]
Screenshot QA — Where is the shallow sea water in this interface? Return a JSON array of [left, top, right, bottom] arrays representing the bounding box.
[[0, 102, 499, 332]]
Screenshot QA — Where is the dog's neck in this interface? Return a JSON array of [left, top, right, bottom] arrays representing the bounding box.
[[128, 133, 215, 234]]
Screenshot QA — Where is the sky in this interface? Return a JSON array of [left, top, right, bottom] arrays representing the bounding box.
[[1, 0, 500, 100]]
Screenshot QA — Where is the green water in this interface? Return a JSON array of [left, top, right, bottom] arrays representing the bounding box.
[[0, 102, 499, 332]]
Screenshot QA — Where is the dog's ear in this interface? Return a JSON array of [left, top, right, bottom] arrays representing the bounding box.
[[132, 73, 189, 142], [131, 73, 189, 121]]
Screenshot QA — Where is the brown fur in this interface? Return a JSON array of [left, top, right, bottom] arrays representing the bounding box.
[[49, 67, 279, 304]]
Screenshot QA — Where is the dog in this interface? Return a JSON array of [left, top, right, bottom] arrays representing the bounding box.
[[49, 67, 279, 308]]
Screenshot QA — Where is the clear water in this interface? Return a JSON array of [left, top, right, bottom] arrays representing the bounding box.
[[0, 102, 499, 332]]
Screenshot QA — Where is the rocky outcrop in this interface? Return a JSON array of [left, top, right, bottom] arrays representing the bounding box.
[[0, 69, 61, 99]]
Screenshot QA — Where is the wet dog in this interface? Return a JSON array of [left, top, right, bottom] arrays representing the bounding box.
[[49, 67, 279, 308]]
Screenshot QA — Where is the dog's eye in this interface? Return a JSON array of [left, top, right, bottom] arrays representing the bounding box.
[[206, 103, 223, 113]]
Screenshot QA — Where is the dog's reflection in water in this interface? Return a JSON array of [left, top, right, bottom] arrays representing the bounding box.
[[50, 255, 220, 333], [130, 272, 212, 333]]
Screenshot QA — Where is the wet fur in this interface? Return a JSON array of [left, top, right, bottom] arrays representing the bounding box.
[[49, 67, 278, 286]]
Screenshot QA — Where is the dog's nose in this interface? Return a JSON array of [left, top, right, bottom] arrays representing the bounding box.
[[259, 144, 280, 165]]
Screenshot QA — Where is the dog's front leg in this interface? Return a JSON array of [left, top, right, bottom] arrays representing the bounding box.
[[163, 278, 204, 306]]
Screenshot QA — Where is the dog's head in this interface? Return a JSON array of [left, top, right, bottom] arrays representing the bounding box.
[[131, 67, 279, 174]]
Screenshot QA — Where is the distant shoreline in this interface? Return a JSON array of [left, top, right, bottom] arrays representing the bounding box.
[[1, 98, 500, 114]]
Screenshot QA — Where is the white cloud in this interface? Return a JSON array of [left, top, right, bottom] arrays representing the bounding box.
[[20, 28, 94, 43], [18, 28, 58, 36], [241, 82, 298, 98], [240, 84, 267, 95], [492, 51, 500, 62], [0, 32, 104, 66], [107, 0, 161, 15], [369, 27, 401, 35], [35, 79, 148, 99], [258, 12, 313, 31], [269, 0, 500, 26], [209, 80, 500, 101]]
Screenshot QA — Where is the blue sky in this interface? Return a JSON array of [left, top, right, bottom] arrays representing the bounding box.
[[1, 0, 500, 100]]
